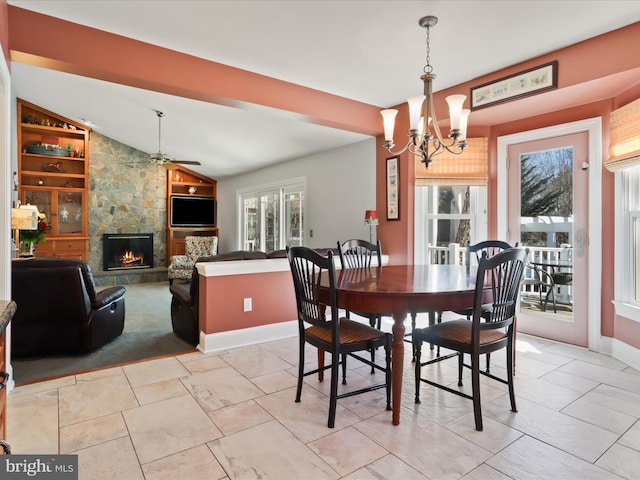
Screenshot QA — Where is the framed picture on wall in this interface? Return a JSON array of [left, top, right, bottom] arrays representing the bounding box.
[[470, 60, 558, 110], [386, 156, 399, 221]]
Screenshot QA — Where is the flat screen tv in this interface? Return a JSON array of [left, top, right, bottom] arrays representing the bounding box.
[[170, 196, 216, 227]]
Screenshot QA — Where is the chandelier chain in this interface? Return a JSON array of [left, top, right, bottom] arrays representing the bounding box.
[[423, 25, 433, 74]]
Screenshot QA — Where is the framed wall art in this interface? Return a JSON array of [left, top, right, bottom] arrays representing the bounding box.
[[470, 61, 558, 110], [386, 156, 399, 221]]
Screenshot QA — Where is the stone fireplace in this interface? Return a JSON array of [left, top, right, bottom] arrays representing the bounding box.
[[103, 233, 154, 271]]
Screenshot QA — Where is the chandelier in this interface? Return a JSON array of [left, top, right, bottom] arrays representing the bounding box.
[[381, 15, 470, 168]]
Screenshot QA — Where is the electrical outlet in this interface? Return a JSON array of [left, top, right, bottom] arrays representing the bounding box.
[[243, 298, 252, 312]]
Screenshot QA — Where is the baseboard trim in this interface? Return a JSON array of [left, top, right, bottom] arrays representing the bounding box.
[[197, 320, 298, 354], [612, 338, 640, 371]]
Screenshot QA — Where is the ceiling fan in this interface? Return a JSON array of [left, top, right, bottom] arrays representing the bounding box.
[[148, 110, 201, 170]]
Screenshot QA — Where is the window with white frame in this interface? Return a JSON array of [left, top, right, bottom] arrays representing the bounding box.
[[238, 179, 305, 252], [414, 185, 487, 265], [616, 165, 640, 307], [609, 98, 640, 320]]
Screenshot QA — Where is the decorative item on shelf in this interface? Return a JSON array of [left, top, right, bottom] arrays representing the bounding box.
[[188, 186, 197, 194], [364, 210, 379, 243], [28, 144, 70, 157], [43, 161, 64, 172], [380, 15, 470, 169], [60, 207, 69, 223]]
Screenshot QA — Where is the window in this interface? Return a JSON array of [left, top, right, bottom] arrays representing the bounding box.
[[414, 185, 487, 265], [615, 165, 640, 314], [238, 179, 305, 252]]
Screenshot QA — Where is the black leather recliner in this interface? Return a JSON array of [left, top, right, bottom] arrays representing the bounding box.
[[11, 258, 126, 357]]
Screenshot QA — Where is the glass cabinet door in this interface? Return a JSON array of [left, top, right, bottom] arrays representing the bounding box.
[[22, 189, 51, 224], [57, 191, 83, 235]]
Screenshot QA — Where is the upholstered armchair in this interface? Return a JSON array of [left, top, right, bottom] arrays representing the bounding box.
[[168, 235, 218, 284]]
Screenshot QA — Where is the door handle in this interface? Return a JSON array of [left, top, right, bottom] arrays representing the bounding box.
[[575, 229, 584, 257]]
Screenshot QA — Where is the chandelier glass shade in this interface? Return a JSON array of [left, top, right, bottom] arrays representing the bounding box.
[[381, 16, 469, 168]]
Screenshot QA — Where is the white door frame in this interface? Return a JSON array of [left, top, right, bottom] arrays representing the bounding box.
[[497, 118, 603, 352]]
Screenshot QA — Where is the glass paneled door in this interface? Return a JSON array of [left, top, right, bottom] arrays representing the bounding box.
[[507, 132, 589, 346], [240, 183, 304, 252]]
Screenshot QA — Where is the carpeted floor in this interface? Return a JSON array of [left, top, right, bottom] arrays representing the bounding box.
[[11, 281, 195, 384]]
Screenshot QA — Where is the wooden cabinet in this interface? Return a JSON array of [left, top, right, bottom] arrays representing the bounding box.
[[17, 99, 90, 260], [166, 166, 218, 263], [0, 329, 6, 443]]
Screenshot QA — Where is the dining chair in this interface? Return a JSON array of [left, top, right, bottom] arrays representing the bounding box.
[[413, 247, 528, 431], [337, 239, 383, 329], [439, 239, 517, 372], [287, 246, 391, 428]]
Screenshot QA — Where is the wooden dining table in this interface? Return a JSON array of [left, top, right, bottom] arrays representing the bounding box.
[[327, 263, 485, 425]]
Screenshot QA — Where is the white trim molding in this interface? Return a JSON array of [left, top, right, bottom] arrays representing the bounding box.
[[612, 338, 640, 372], [198, 320, 297, 354], [497, 117, 603, 352]]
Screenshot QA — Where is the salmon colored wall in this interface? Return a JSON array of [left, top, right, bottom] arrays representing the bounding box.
[[615, 316, 640, 350], [376, 102, 414, 265], [0, 1, 8, 65], [199, 271, 297, 335]]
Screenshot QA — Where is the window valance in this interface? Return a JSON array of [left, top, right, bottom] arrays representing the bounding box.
[[606, 97, 640, 171], [415, 137, 488, 186]]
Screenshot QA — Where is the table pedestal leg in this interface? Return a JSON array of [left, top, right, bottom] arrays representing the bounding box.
[[391, 312, 406, 425]]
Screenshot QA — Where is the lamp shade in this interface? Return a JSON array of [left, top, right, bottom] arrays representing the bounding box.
[[11, 205, 39, 230], [364, 210, 379, 225]]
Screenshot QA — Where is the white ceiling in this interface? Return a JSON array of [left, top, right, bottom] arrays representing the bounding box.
[[7, 0, 640, 179]]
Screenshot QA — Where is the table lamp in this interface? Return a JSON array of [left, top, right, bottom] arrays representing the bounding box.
[[11, 205, 40, 258], [364, 210, 379, 243]]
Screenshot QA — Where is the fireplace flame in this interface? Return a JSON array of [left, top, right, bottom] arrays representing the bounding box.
[[119, 250, 144, 267]]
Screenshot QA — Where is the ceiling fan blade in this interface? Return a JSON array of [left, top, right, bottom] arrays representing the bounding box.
[[172, 160, 202, 165]]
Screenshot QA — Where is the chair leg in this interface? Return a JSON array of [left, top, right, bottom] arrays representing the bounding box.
[[317, 348, 325, 382], [458, 352, 464, 386], [507, 337, 518, 413], [341, 353, 347, 385], [385, 341, 392, 411], [370, 315, 379, 373], [296, 338, 306, 402], [471, 354, 483, 431], [411, 312, 417, 362], [328, 353, 339, 428], [370, 347, 375, 374], [486, 353, 491, 373], [414, 340, 422, 404]]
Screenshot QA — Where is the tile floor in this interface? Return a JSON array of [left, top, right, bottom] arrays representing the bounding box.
[[7, 314, 640, 479]]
